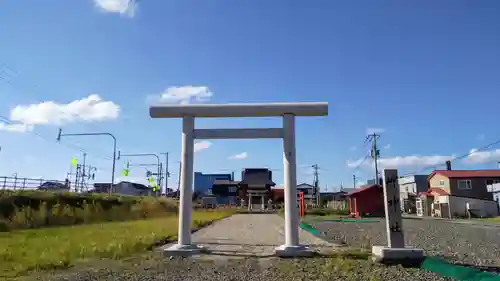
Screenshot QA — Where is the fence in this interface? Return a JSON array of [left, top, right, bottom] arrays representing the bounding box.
[[327, 200, 348, 211], [0, 176, 69, 191]]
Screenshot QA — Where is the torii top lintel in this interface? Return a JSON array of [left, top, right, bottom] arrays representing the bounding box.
[[149, 102, 328, 118]]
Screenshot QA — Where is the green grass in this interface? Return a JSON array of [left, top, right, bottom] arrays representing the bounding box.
[[0, 211, 232, 278], [476, 217, 500, 223]]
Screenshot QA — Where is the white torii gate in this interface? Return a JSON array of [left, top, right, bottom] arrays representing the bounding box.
[[150, 102, 328, 257]]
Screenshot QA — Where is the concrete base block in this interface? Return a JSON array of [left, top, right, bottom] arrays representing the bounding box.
[[160, 243, 205, 257], [372, 245, 425, 266], [274, 244, 315, 257]]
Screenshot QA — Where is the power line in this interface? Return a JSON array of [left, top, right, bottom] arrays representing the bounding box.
[[0, 64, 116, 161], [401, 138, 500, 178], [353, 155, 370, 172]]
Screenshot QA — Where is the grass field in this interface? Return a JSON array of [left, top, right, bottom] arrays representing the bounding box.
[[477, 217, 500, 223], [0, 211, 232, 278]]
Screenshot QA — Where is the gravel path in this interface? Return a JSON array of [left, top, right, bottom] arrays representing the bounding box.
[[309, 217, 500, 271], [29, 254, 452, 281], [178, 214, 335, 258]]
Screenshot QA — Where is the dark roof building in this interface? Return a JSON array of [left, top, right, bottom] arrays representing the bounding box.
[[240, 168, 275, 188]]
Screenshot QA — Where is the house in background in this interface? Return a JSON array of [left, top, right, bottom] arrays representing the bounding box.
[[296, 183, 320, 207], [486, 183, 500, 209], [417, 170, 500, 218], [91, 181, 150, 196], [347, 184, 385, 217], [398, 175, 429, 213], [91, 182, 112, 193], [323, 188, 354, 209], [194, 172, 233, 196], [270, 183, 322, 207], [211, 179, 240, 205]]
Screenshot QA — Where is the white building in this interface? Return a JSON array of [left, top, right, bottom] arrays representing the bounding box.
[[487, 183, 500, 207]]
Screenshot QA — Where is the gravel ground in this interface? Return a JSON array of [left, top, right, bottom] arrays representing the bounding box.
[[17, 215, 453, 281], [25, 253, 452, 281], [308, 217, 500, 272]]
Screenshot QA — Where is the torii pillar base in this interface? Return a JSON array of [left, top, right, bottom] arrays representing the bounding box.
[[160, 244, 204, 257], [274, 244, 315, 258], [371, 246, 425, 266]]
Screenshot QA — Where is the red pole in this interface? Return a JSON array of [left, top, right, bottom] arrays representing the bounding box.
[[299, 192, 305, 217]]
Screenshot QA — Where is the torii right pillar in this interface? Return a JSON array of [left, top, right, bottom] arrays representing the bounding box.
[[274, 113, 313, 257]]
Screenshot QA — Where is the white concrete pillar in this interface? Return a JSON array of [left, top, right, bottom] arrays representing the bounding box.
[[248, 195, 252, 211], [261, 195, 265, 210], [282, 114, 299, 246], [177, 116, 195, 246]]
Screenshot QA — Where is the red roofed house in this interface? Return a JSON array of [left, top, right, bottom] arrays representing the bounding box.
[[347, 184, 385, 217], [417, 170, 500, 218]]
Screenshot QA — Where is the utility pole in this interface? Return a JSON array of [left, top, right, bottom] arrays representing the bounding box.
[[311, 164, 319, 188], [353, 174, 357, 189], [160, 152, 169, 195], [81, 152, 87, 192], [311, 164, 320, 207], [367, 133, 381, 185]]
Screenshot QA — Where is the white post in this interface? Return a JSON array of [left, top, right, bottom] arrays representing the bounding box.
[[248, 194, 252, 211], [261, 195, 265, 210], [382, 169, 404, 248], [282, 114, 299, 246], [371, 168, 423, 264], [178, 116, 195, 246]]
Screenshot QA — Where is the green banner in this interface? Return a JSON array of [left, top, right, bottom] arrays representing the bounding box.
[[71, 157, 78, 168]]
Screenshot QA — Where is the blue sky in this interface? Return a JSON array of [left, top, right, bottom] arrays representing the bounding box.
[[1, 0, 500, 191]]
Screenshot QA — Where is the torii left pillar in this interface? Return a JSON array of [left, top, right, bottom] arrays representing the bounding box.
[[164, 115, 202, 254]]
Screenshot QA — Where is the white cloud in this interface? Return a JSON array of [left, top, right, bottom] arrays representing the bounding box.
[[9, 94, 120, 127], [229, 152, 248, 160], [0, 123, 33, 133], [349, 146, 357, 151], [93, 0, 137, 17], [347, 154, 455, 170], [157, 86, 213, 105], [384, 144, 391, 150], [194, 141, 212, 152], [366, 128, 386, 135], [463, 148, 500, 164]]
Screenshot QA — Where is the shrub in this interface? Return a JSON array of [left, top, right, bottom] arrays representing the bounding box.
[[305, 208, 350, 216], [0, 190, 178, 231]]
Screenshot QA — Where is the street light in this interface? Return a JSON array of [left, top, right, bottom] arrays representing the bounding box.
[[117, 152, 161, 191], [57, 128, 117, 194]]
